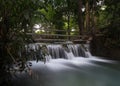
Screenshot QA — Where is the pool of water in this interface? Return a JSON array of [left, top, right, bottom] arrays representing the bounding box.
[[13, 57, 120, 86]]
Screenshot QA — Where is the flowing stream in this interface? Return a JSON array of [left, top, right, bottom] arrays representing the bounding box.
[[12, 44, 120, 86]]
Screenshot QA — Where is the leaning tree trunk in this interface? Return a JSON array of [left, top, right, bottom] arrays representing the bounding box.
[[0, 17, 12, 86]]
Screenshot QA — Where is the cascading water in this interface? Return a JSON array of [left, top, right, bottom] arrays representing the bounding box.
[[47, 45, 68, 59], [67, 44, 87, 57], [25, 43, 89, 61], [13, 43, 120, 86]]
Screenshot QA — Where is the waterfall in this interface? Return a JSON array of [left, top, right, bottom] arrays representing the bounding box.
[[47, 45, 68, 59], [67, 44, 87, 57], [47, 44, 88, 59], [25, 43, 89, 61]]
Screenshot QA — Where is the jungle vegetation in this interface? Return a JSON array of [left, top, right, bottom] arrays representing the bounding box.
[[0, 0, 120, 85]]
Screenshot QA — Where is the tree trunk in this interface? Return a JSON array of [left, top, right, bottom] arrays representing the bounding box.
[[0, 17, 12, 86], [91, 0, 97, 35], [78, 0, 83, 35], [67, 14, 70, 40], [85, 0, 90, 34], [67, 0, 70, 40]]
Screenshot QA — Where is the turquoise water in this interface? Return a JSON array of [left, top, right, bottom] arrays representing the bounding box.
[[13, 57, 120, 86]]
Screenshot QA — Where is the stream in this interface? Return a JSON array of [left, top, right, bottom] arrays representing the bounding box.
[[12, 44, 120, 86]]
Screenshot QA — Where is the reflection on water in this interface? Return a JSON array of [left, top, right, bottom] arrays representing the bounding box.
[[13, 57, 120, 86]]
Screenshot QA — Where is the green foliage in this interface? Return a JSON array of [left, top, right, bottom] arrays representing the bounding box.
[[0, 0, 45, 85], [98, 0, 120, 48]]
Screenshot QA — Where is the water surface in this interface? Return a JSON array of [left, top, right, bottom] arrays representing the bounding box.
[[13, 57, 120, 86]]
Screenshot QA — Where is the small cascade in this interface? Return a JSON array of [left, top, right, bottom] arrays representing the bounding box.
[[47, 44, 88, 59], [25, 43, 89, 61], [67, 44, 87, 57], [47, 45, 68, 59]]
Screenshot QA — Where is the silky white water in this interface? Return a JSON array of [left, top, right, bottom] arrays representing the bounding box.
[[13, 44, 120, 86]]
